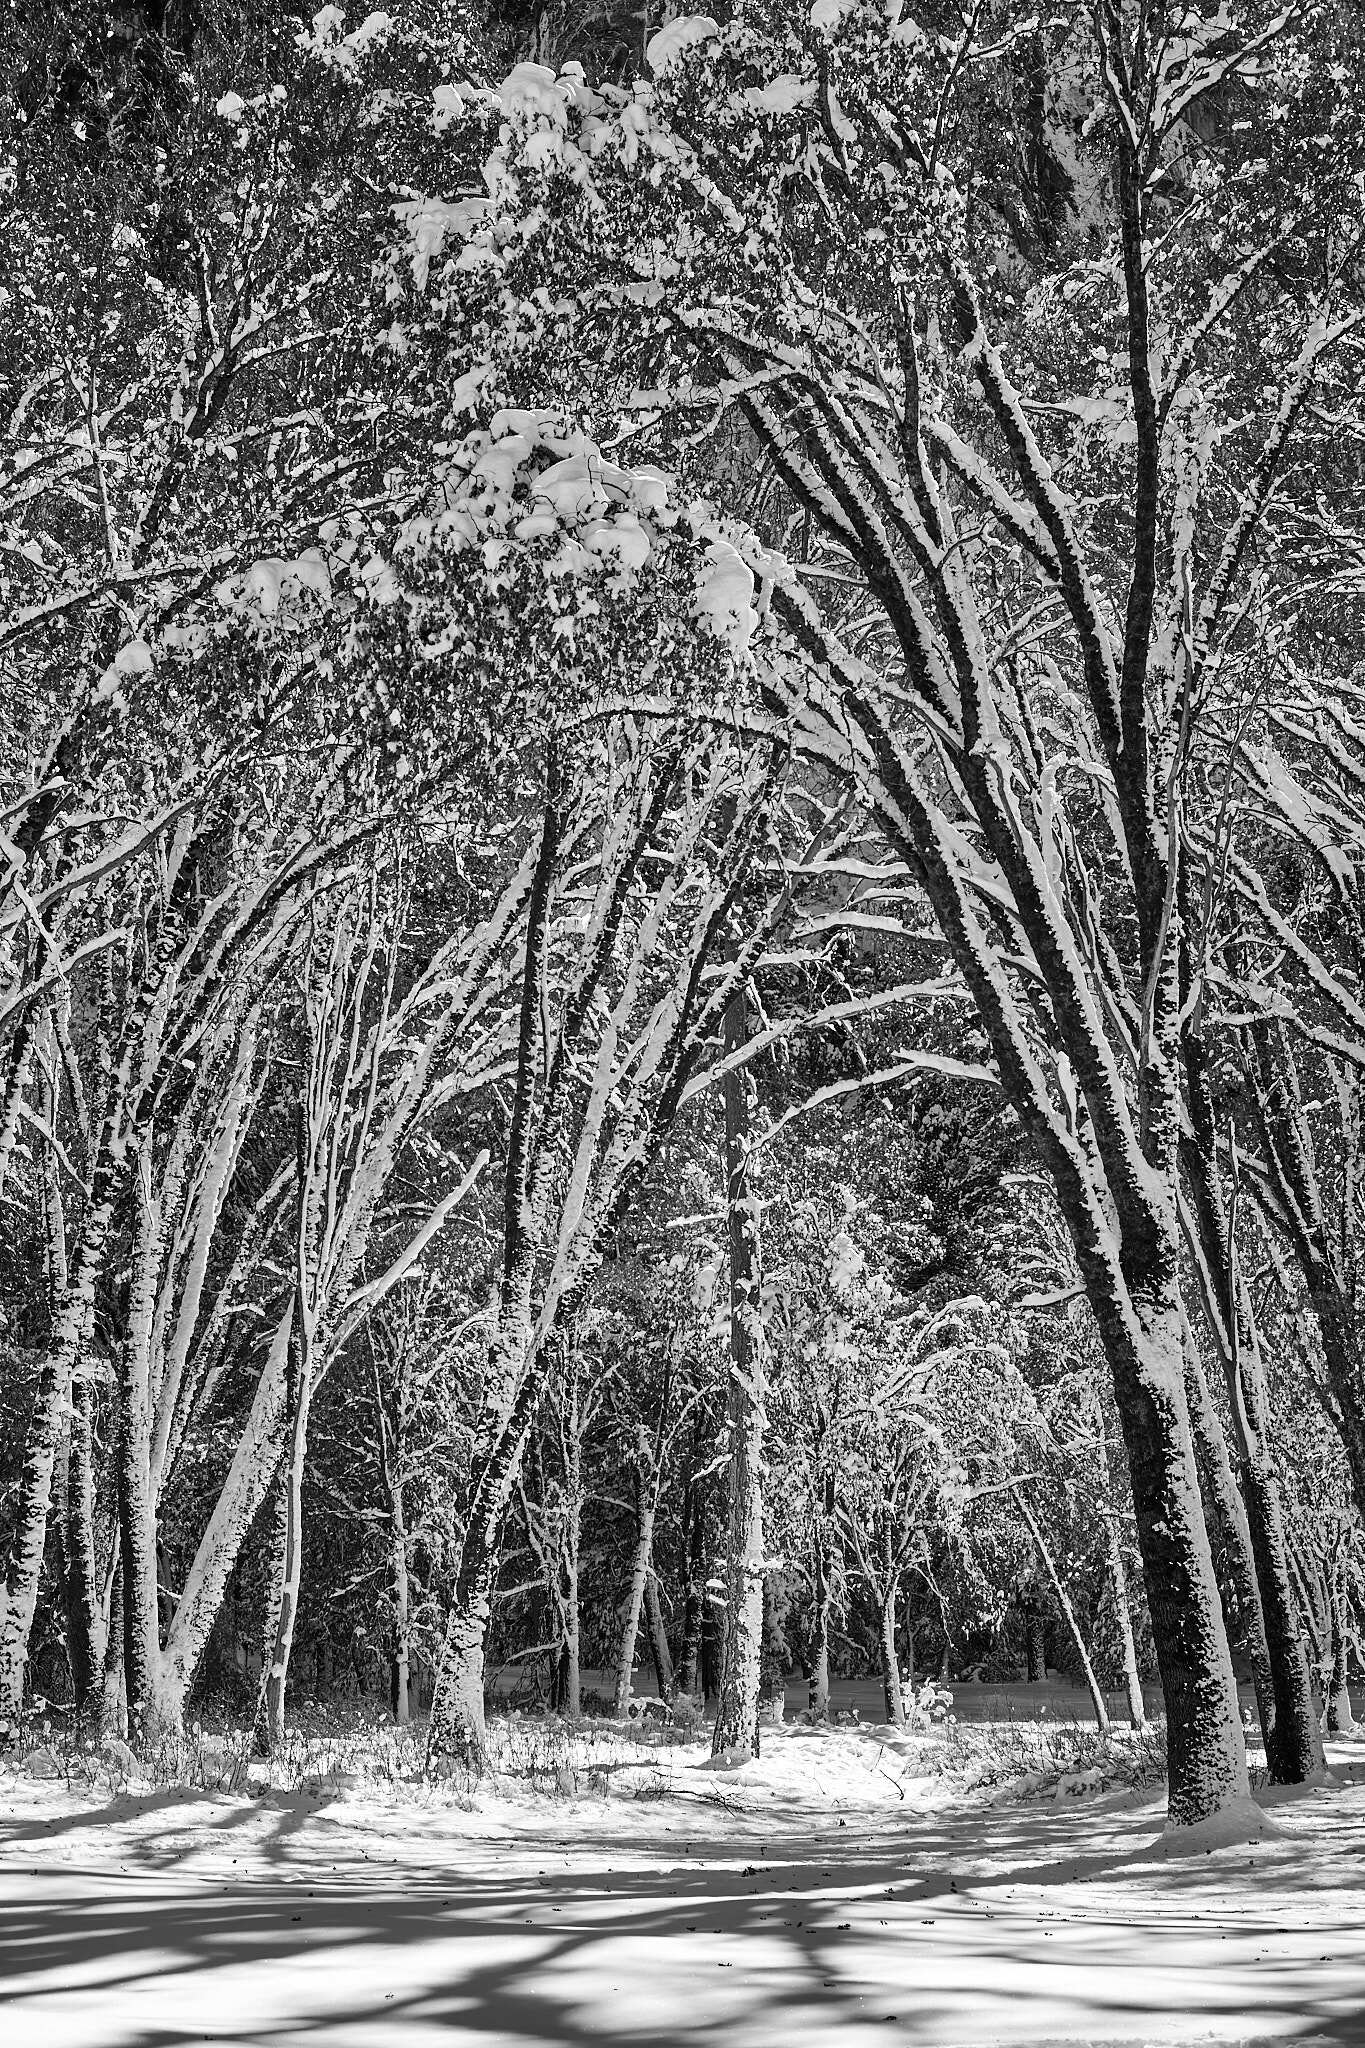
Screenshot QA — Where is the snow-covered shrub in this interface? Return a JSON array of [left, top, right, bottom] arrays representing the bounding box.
[[903, 1679, 954, 1731], [951, 1717, 1168, 1801]]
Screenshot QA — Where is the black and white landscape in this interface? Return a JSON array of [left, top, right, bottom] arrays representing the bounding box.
[[1, 3, 1363, 2041]]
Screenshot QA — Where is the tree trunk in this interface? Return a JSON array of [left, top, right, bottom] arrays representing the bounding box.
[[701, 1589, 722, 1707], [427, 1352, 543, 1772], [120, 1139, 165, 1743], [559, 1406, 583, 1717], [1108, 1294, 1248, 1825], [760, 1570, 785, 1723], [808, 1486, 834, 1720], [1324, 1576, 1356, 1736], [1311, 1297, 1365, 1531], [1248, 1025, 1365, 1529], [263, 1317, 314, 1752], [712, 982, 766, 1762], [0, 1147, 124, 1713], [38, 1009, 68, 1321], [645, 1568, 674, 1700], [926, 1585, 950, 1682], [156, 1301, 293, 1723], [1094, 1408, 1146, 1727], [1022, 1586, 1047, 1683], [613, 1478, 657, 1716], [1184, 1303, 1327, 1782], [388, 1486, 411, 1728], [676, 1462, 706, 1699], [1014, 1484, 1109, 1732], [1105, 1514, 1146, 1729], [879, 1582, 905, 1727], [0, 1006, 35, 1208], [1182, 1335, 1274, 1736], [557, 1528, 582, 1720], [102, 1550, 127, 1738], [427, 1547, 498, 1771], [65, 1368, 104, 1715], [371, 1325, 412, 1728], [1238, 1454, 1325, 1782], [1181, 1088, 1325, 1785]]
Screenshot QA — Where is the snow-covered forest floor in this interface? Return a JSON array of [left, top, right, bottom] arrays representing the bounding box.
[[2, 1716, 1363, 2048]]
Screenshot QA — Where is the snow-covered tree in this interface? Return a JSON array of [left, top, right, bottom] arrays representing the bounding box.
[[402, 0, 1365, 1820]]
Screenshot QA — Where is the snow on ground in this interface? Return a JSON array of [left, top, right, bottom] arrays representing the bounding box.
[[2, 1720, 1363, 2047]]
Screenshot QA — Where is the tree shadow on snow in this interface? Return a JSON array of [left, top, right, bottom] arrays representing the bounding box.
[[2, 1798, 1364, 2047]]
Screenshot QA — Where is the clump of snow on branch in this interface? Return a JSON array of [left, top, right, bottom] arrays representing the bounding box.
[[296, 5, 394, 72], [646, 16, 720, 75]]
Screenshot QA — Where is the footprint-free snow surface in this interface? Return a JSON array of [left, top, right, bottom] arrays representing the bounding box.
[[2, 1723, 1363, 2047]]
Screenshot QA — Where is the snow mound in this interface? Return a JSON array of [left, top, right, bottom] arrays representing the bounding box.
[[646, 16, 718, 75], [1156, 1793, 1285, 1856], [703, 1742, 757, 1770]]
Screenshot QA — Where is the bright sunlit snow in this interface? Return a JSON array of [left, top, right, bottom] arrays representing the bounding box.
[[3, 1722, 1363, 2047]]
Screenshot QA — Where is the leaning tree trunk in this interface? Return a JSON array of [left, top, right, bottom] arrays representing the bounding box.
[[156, 1302, 293, 1726], [645, 1569, 674, 1700], [711, 983, 766, 1762], [427, 1347, 544, 1774], [1014, 1484, 1109, 1733], [428, 779, 561, 1768]]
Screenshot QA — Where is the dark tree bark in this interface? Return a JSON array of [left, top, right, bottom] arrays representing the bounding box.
[[1180, 1025, 1325, 1785], [65, 1370, 103, 1715], [1022, 1585, 1047, 1684], [645, 1569, 674, 1700], [677, 1449, 708, 1700]]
